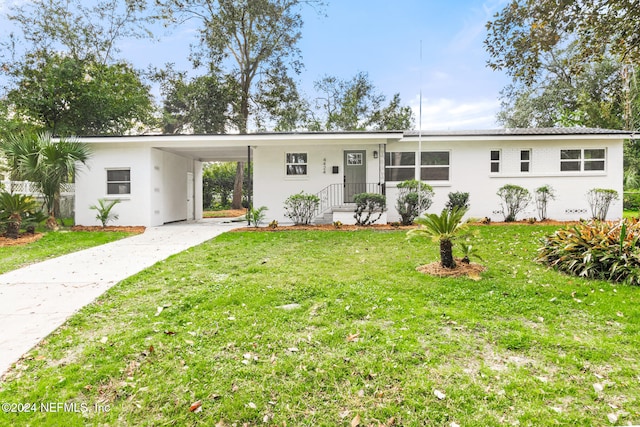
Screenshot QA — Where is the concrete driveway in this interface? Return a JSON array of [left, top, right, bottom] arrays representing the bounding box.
[[0, 219, 243, 378]]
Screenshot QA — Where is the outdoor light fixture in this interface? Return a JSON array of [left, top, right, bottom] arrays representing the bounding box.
[[373, 150, 379, 159]]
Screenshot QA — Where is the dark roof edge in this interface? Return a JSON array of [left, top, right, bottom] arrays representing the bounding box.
[[403, 127, 632, 137]]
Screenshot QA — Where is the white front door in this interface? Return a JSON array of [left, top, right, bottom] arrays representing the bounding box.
[[187, 172, 194, 220]]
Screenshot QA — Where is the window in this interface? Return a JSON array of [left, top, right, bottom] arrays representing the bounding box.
[[520, 149, 531, 172], [561, 149, 606, 172], [385, 152, 415, 181], [421, 151, 449, 181], [490, 150, 500, 173], [346, 152, 363, 166], [584, 149, 606, 171], [107, 169, 130, 195], [285, 153, 307, 176]]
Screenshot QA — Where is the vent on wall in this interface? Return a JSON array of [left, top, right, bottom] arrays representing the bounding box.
[[565, 209, 588, 214]]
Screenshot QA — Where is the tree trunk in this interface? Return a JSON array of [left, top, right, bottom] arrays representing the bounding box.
[[5, 215, 20, 239], [231, 161, 244, 209], [440, 239, 456, 269]]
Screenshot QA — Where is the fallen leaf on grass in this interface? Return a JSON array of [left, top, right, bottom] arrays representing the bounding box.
[[434, 389, 446, 400], [351, 414, 361, 426], [346, 333, 360, 343], [607, 413, 618, 423], [189, 400, 202, 412], [593, 383, 604, 392]]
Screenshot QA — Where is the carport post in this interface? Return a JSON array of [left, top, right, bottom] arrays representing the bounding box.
[[247, 145, 252, 226]]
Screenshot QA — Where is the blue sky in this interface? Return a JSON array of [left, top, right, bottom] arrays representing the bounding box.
[[1, 0, 511, 130]]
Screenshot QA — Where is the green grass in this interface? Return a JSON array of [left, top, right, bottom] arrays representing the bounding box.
[[1, 226, 639, 426], [0, 231, 137, 274]]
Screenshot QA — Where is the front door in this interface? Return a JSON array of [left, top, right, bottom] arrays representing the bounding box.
[[344, 150, 366, 203]]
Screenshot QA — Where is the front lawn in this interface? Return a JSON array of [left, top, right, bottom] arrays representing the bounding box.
[[1, 226, 639, 426], [0, 230, 138, 274]]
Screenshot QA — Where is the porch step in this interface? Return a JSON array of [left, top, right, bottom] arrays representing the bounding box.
[[314, 205, 356, 225]]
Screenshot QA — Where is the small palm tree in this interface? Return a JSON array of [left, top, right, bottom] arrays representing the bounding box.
[[2, 132, 91, 229], [0, 192, 40, 239], [407, 207, 468, 269], [90, 199, 120, 227]]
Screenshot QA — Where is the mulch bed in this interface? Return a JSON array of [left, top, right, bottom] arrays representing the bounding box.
[[70, 226, 146, 233], [234, 219, 579, 233], [416, 259, 487, 279], [0, 233, 44, 247], [233, 223, 414, 232]]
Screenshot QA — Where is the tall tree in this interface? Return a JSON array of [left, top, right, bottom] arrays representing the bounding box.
[[496, 46, 636, 129], [0, 0, 156, 136], [156, 0, 323, 208], [1, 0, 153, 67], [310, 72, 414, 131], [5, 53, 154, 136], [154, 66, 235, 134], [485, 0, 640, 87]]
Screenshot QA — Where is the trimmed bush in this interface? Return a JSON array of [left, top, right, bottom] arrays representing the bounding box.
[[537, 219, 640, 286], [354, 193, 386, 225], [445, 191, 470, 212], [587, 188, 618, 220], [534, 185, 555, 220], [497, 184, 530, 222], [284, 192, 320, 225], [395, 179, 434, 225]]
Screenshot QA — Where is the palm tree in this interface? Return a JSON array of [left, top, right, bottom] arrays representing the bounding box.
[[2, 132, 91, 229], [407, 207, 469, 269], [0, 192, 39, 239]]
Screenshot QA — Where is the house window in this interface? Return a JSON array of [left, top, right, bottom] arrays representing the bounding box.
[[490, 150, 500, 173], [285, 153, 308, 176], [385, 152, 415, 181], [421, 151, 449, 181], [106, 169, 130, 195], [520, 149, 531, 172], [561, 149, 606, 172]]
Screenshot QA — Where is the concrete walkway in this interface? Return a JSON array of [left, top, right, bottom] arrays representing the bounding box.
[[0, 219, 244, 377]]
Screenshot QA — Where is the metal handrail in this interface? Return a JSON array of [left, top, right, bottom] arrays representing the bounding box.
[[315, 182, 383, 215]]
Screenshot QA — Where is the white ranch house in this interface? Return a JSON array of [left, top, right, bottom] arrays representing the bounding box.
[[73, 128, 628, 227]]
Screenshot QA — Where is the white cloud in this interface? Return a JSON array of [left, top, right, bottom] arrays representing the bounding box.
[[410, 96, 500, 130]]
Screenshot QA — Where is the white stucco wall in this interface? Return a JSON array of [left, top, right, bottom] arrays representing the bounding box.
[[253, 143, 384, 223], [75, 144, 153, 226], [76, 145, 196, 227], [385, 137, 624, 222]]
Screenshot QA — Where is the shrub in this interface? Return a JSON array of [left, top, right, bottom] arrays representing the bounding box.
[[497, 184, 530, 222], [395, 180, 434, 225], [407, 207, 469, 269], [445, 191, 470, 211], [89, 199, 120, 227], [284, 192, 320, 225], [534, 185, 555, 220], [353, 193, 386, 225], [537, 219, 640, 285], [587, 188, 619, 220], [246, 206, 268, 227], [623, 192, 640, 211], [0, 192, 42, 239]]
